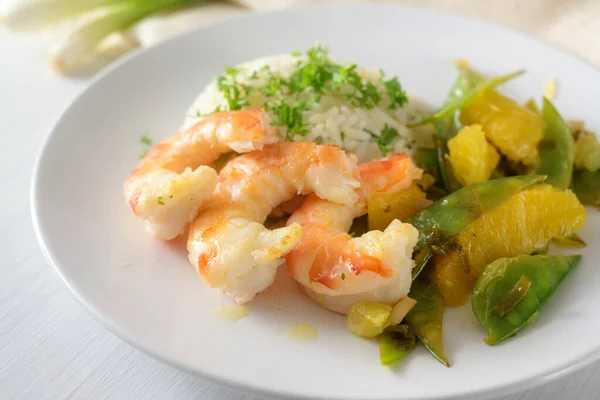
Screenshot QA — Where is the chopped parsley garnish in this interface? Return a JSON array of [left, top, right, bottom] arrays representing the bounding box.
[[210, 44, 408, 151], [224, 66, 240, 76], [315, 136, 323, 144], [367, 124, 399, 155], [262, 75, 286, 97], [359, 81, 382, 109], [340, 131, 346, 141], [332, 64, 359, 89], [383, 77, 408, 110], [140, 135, 153, 159], [216, 66, 253, 111], [265, 100, 307, 140], [217, 73, 247, 111], [341, 272, 346, 280], [157, 196, 164, 205]]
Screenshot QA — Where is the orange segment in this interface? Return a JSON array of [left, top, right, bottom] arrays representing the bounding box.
[[428, 184, 586, 306], [447, 124, 500, 186], [367, 183, 431, 231], [460, 91, 543, 165]]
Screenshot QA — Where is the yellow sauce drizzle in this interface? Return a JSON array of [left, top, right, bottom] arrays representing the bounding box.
[[213, 305, 251, 322], [544, 76, 556, 100], [287, 323, 318, 342]]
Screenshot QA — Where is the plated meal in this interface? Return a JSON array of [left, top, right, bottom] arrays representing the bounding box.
[[123, 44, 596, 368]]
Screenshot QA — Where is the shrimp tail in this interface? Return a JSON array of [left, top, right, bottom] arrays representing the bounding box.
[[252, 222, 304, 265], [189, 221, 304, 304], [126, 166, 218, 239]]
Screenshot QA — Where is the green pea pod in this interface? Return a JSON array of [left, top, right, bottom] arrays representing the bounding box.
[[472, 255, 581, 345], [572, 169, 600, 208], [413, 147, 439, 172], [413, 147, 442, 185], [379, 324, 417, 366], [413, 69, 525, 128], [412, 248, 434, 280], [411, 66, 524, 193], [408, 175, 545, 250], [446, 62, 484, 102], [536, 98, 575, 189], [433, 120, 462, 193], [404, 280, 449, 367]]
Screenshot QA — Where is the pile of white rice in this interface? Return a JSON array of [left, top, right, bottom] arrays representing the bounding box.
[[182, 52, 432, 162]]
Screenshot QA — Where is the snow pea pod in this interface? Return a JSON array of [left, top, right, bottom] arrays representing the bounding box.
[[412, 65, 524, 193], [472, 254, 581, 345], [379, 324, 417, 366], [414, 69, 524, 129], [413, 147, 441, 182], [536, 98, 575, 189], [412, 247, 434, 280], [572, 169, 600, 208], [404, 280, 449, 366], [408, 175, 545, 250]]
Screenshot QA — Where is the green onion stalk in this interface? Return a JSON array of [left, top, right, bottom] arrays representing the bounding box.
[[0, 0, 197, 73]]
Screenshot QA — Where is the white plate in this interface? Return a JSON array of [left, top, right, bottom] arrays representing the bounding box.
[[31, 4, 600, 400]]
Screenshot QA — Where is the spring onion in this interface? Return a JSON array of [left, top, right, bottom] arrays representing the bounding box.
[[0, 0, 122, 31], [1, 0, 197, 74]]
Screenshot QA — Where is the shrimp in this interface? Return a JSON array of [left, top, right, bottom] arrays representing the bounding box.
[[286, 153, 422, 314], [124, 110, 278, 240], [187, 142, 361, 304]]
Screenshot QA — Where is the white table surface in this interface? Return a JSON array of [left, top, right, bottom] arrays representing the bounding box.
[[1, 28, 600, 400]]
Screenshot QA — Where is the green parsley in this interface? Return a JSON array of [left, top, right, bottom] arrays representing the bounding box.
[[341, 272, 346, 280], [224, 66, 240, 76], [331, 64, 360, 90], [340, 131, 346, 141], [157, 196, 165, 205], [265, 100, 307, 140], [383, 77, 408, 110], [210, 44, 409, 147], [216, 66, 252, 111], [367, 124, 399, 156], [359, 81, 382, 109], [140, 135, 153, 159], [315, 136, 323, 144], [261, 75, 286, 97]]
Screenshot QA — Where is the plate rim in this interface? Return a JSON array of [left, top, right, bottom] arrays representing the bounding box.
[[29, 3, 600, 399]]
